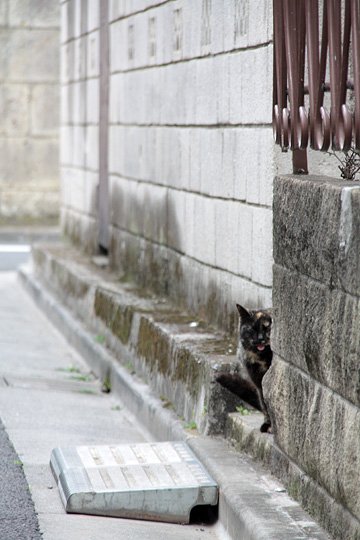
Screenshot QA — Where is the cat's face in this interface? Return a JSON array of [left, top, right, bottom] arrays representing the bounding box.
[[236, 304, 272, 353]]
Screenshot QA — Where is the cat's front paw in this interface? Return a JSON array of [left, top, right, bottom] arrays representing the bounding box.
[[215, 373, 230, 384], [260, 421, 272, 433]]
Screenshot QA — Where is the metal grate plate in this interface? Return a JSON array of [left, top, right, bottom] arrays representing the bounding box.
[[50, 441, 218, 524]]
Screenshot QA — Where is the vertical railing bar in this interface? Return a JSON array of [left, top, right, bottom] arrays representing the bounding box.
[[305, 0, 320, 148], [273, 0, 288, 148], [283, 0, 300, 149], [297, 0, 306, 107], [340, 0, 351, 105], [318, 0, 328, 109], [327, 0, 342, 148], [351, 0, 360, 148]]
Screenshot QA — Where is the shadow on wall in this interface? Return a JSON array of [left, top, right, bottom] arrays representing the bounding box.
[[108, 180, 238, 335], [61, 177, 100, 254]]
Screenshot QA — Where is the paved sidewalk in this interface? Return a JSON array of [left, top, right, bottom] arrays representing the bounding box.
[[0, 272, 223, 540]]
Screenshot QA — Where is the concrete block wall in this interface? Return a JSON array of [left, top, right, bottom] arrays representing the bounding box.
[[0, 0, 60, 223], [60, 0, 100, 250], [265, 175, 360, 539], [106, 0, 274, 332], [61, 0, 276, 331]]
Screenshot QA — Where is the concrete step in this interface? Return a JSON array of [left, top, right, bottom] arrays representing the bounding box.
[[30, 242, 240, 436]]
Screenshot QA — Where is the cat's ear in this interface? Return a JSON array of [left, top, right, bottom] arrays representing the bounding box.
[[236, 304, 251, 322]]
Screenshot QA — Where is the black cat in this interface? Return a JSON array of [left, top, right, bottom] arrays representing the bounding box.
[[216, 304, 272, 433]]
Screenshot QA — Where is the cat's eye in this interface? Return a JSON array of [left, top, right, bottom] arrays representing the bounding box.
[[263, 320, 271, 327]]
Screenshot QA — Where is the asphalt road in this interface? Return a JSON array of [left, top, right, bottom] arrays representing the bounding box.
[[0, 420, 42, 539], [0, 247, 42, 539]]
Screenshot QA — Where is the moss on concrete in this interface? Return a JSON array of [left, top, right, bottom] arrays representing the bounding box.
[[94, 289, 134, 345], [137, 317, 171, 376]]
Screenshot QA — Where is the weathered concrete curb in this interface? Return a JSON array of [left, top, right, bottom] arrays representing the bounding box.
[[226, 413, 360, 540], [19, 262, 330, 540], [30, 243, 241, 436]]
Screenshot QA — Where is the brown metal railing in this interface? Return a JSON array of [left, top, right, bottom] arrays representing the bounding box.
[[273, 0, 360, 174]]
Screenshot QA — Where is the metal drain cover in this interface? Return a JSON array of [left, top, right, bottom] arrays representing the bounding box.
[[50, 441, 218, 523]]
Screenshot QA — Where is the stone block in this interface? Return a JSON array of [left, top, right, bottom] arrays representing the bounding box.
[[60, 1, 69, 44], [71, 81, 86, 125], [183, 61, 197, 125], [244, 0, 272, 48], [85, 125, 99, 171], [264, 357, 360, 523], [0, 137, 58, 183], [237, 204, 253, 279], [109, 19, 126, 73], [0, 1, 8, 26], [31, 84, 59, 136], [109, 0, 122, 22], [61, 206, 98, 253], [245, 128, 274, 206], [135, 12, 150, 69], [73, 36, 87, 81], [215, 199, 232, 271], [108, 127, 123, 175], [72, 126, 85, 168], [214, 55, 230, 124], [167, 187, 185, 252], [0, 187, 59, 220], [0, 83, 30, 136], [60, 42, 73, 84], [8, 0, 59, 28], [72, 0, 82, 38], [110, 176, 168, 244], [1, 29, 59, 82], [67, 168, 86, 212], [273, 175, 360, 297], [84, 170, 99, 216], [60, 84, 71, 125], [209, 0, 224, 55], [183, 191, 195, 257], [193, 195, 216, 265], [157, 2, 173, 65], [117, 73, 136, 124], [182, 0, 202, 60], [162, 127, 181, 187], [229, 45, 272, 124], [60, 125, 73, 166], [86, 78, 99, 125], [178, 128, 191, 190], [142, 183, 168, 245], [223, 0, 272, 52], [188, 128, 201, 193], [109, 73, 122, 124], [195, 57, 217, 125], [273, 264, 360, 407], [251, 206, 273, 286], [199, 128, 222, 196], [87, 0, 100, 33], [87, 30, 100, 78]]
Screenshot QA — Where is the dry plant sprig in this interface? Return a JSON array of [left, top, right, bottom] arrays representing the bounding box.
[[326, 146, 360, 181]]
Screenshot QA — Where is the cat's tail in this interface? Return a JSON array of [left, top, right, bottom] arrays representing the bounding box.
[[215, 373, 261, 410]]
